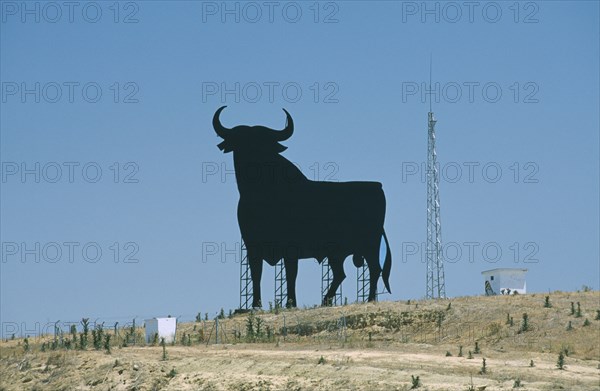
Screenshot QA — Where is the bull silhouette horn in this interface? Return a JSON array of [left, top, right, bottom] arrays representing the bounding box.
[[213, 106, 233, 139], [271, 108, 294, 141]]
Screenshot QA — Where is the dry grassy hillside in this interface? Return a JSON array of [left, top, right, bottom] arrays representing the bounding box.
[[1, 291, 599, 390]]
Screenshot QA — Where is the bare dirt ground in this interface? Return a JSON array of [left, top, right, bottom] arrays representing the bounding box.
[[1, 291, 599, 390]]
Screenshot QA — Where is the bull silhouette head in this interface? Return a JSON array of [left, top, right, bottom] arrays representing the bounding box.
[[213, 106, 293, 154]]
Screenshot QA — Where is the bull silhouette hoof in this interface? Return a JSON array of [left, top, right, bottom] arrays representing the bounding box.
[[322, 297, 333, 307], [252, 299, 262, 309]]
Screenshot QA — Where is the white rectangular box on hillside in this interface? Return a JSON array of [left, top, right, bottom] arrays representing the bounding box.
[[144, 317, 177, 343], [482, 268, 527, 295]]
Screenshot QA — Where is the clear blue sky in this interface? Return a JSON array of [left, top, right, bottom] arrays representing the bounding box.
[[1, 1, 598, 336]]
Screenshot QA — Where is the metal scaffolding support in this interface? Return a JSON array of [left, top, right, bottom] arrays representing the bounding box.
[[356, 263, 371, 303], [321, 258, 342, 306], [239, 239, 288, 310], [425, 109, 447, 299], [239, 239, 252, 310], [274, 259, 287, 308]]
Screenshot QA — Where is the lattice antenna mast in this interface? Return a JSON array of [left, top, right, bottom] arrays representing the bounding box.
[[426, 56, 447, 299], [429, 55, 433, 113]]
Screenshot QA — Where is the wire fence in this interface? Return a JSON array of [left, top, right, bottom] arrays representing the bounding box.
[[3, 305, 545, 353]]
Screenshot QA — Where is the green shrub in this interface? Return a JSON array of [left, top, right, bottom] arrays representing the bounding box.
[[255, 317, 263, 338], [519, 313, 529, 332], [161, 338, 167, 361], [479, 358, 487, 374], [104, 335, 111, 354], [92, 324, 104, 350], [70, 325, 77, 345], [80, 318, 90, 349], [410, 375, 421, 389], [556, 351, 565, 370], [246, 313, 255, 342]]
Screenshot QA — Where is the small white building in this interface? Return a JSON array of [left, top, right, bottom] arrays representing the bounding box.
[[481, 268, 527, 295], [144, 317, 177, 344]]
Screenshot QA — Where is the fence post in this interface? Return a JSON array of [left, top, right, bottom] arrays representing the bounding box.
[[215, 318, 219, 345]]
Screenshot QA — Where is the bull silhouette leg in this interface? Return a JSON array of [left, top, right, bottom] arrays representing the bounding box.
[[366, 252, 382, 302], [249, 255, 263, 309], [284, 258, 298, 308], [322, 257, 345, 306]]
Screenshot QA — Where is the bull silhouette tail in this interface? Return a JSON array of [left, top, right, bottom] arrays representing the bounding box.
[[382, 230, 392, 294]]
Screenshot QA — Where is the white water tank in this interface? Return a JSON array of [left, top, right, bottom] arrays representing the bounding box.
[[144, 317, 177, 343], [481, 268, 527, 295]]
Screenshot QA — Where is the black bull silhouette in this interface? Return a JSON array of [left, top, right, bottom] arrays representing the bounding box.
[[213, 106, 392, 307]]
